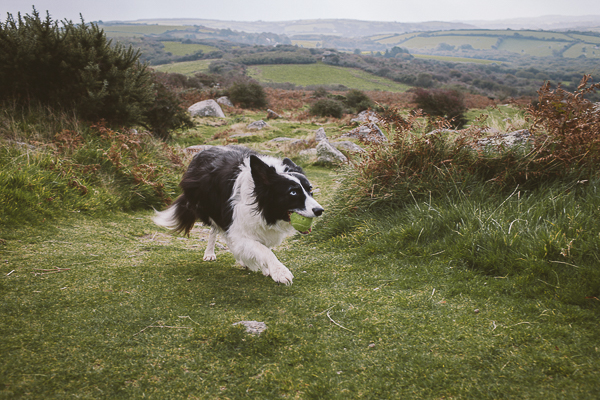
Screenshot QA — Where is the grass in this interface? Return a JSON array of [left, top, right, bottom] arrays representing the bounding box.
[[247, 63, 409, 92], [2, 86, 600, 398], [412, 54, 502, 64], [160, 41, 219, 56], [1, 178, 599, 398], [151, 60, 213, 75]]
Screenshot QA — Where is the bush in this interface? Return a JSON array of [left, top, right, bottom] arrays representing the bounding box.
[[0, 8, 154, 127], [309, 98, 344, 118], [413, 88, 467, 129], [344, 89, 373, 113], [227, 80, 268, 109]]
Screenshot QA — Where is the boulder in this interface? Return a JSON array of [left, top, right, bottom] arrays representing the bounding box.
[[475, 129, 532, 149], [216, 96, 234, 107], [315, 127, 328, 142], [247, 120, 269, 130], [188, 99, 225, 118], [266, 109, 281, 119], [351, 110, 380, 124], [332, 141, 364, 153], [342, 123, 387, 142], [317, 140, 348, 164]]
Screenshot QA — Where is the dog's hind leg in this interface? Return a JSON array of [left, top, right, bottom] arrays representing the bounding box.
[[203, 227, 218, 261]]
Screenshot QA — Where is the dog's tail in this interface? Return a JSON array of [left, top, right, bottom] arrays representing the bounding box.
[[153, 195, 196, 235]]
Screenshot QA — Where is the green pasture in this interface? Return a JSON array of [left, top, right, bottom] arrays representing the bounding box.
[[412, 54, 501, 64], [160, 41, 219, 56], [246, 63, 410, 92], [401, 35, 498, 50], [151, 59, 212, 75], [101, 24, 192, 38], [563, 42, 600, 59], [497, 38, 568, 57]]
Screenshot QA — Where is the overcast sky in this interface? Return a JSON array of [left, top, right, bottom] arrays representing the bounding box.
[[2, 0, 600, 23]]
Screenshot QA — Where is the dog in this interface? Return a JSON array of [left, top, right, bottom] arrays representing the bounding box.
[[153, 146, 324, 285]]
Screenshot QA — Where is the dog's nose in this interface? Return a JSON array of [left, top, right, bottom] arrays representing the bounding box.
[[312, 207, 324, 217]]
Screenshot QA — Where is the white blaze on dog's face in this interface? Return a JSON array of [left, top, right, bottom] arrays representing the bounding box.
[[286, 172, 324, 219]]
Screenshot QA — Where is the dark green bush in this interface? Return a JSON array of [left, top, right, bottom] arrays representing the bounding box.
[[0, 8, 191, 140], [227, 80, 268, 109], [344, 89, 373, 113], [413, 88, 467, 129], [0, 9, 154, 126], [309, 98, 344, 118]]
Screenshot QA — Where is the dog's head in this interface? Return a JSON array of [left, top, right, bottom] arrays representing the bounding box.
[[250, 155, 324, 225]]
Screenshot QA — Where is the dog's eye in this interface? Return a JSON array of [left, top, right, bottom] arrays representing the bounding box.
[[289, 190, 298, 196]]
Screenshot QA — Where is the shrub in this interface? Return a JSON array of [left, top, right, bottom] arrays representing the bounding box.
[[413, 88, 467, 129], [0, 8, 154, 127], [227, 80, 268, 109], [309, 98, 344, 118], [344, 89, 373, 113]]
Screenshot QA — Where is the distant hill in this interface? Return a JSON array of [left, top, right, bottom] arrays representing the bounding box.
[[115, 16, 600, 36], [465, 15, 600, 32], [120, 18, 476, 37]]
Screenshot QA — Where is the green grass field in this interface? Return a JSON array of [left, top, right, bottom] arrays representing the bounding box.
[[247, 63, 410, 92], [1, 97, 599, 398], [151, 59, 213, 75], [412, 54, 502, 64], [160, 41, 218, 56]]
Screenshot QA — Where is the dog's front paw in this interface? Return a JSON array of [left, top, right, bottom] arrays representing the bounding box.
[[269, 265, 294, 285], [203, 253, 217, 261]]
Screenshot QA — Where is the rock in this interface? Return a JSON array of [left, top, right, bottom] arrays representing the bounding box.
[[232, 321, 267, 335], [317, 140, 348, 164], [315, 127, 327, 142], [216, 96, 234, 107], [475, 129, 532, 149], [351, 110, 380, 124], [188, 99, 225, 118], [266, 109, 281, 119], [269, 137, 294, 143], [342, 123, 387, 142], [299, 148, 318, 157], [247, 120, 269, 130], [332, 141, 364, 153]]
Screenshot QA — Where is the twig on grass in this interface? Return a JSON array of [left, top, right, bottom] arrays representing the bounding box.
[[326, 310, 354, 333], [32, 267, 71, 276]]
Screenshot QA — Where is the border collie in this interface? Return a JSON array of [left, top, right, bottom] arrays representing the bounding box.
[[153, 146, 324, 285]]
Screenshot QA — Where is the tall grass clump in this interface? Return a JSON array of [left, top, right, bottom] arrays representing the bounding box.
[[317, 77, 600, 306], [0, 106, 185, 226]]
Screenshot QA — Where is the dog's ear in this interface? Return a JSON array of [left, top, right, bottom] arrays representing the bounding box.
[[250, 155, 277, 186], [282, 157, 303, 174]]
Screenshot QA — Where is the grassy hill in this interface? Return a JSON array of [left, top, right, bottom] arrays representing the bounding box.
[[371, 29, 600, 59], [247, 63, 410, 92]]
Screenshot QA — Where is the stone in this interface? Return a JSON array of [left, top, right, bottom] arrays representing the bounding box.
[[266, 109, 281, 119], [351, 110, 380, 124], [317, 140, 348, 164], [475, 129, 532, 149], [342, 123, 387, 142], [332, 141, 364, 153], [232, 321, 267, 335], [188, 99, 225, 118], [247, 120, 269, 130], [216, 96, 234, 107], [315, 127, 327, 142]]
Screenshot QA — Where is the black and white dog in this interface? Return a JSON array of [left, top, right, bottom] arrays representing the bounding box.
[[153, 146, 324, 285]]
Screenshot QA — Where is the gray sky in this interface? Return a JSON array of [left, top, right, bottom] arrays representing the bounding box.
[[2, 0, 600, 23]]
